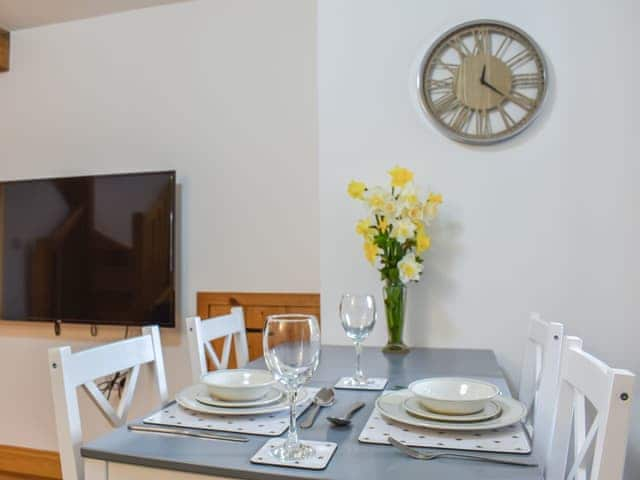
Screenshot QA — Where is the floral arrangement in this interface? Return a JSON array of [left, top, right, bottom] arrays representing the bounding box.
[[347, 166, 442, 352], [347, 166, 442, 285]]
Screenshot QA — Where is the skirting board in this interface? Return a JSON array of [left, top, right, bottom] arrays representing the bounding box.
[[0, 445, 62, 479]]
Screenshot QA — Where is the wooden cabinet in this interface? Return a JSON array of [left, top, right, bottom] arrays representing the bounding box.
[[196, 292, 320, 369], [0, 29, 9, 72]]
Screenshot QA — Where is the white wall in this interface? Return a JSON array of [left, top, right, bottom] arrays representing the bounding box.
[[318, 1, 639, 478], [0, 0, 318, 450]]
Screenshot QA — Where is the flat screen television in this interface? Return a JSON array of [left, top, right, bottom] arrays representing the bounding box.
[[0, 171, 176, 327]]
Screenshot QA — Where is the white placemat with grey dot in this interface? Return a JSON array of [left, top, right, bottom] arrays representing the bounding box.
[[143, 388, 318, 437], [358, 400, 531, 454], [334, 377, 388, 390], [251, 439, 338, 470]]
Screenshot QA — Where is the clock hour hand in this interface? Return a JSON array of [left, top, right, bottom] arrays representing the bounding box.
[[480, 65, 507, 96]]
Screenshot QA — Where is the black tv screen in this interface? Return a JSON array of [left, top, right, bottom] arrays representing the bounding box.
[[0, 171, 175, 327]]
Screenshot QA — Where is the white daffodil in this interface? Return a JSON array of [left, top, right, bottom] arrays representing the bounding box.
[[381, 197, 399, 219], [390, 218, 416, 243], [423, 192, 443, 225], [366, 186, 388, 214], [398, 252, 423, 284], [398, 182, 420, 209]]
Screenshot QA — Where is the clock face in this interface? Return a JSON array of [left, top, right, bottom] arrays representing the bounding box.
[[418, 20, 548, 144]]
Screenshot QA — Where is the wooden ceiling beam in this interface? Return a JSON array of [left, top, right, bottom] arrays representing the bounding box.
[[0, 28, 10, 72]]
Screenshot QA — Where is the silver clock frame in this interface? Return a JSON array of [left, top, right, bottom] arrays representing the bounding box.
[[417, 19, 549, 145]]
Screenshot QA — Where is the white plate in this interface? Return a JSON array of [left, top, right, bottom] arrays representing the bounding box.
[[176, 384, 309, 416], [196, 387, 283, 408], [376, 389, 526, 431], [402, 396, 501, 422]]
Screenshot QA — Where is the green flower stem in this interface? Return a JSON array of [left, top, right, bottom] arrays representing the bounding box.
[[383, 280, 408, 352]]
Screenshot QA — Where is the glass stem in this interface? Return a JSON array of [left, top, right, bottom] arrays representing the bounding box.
[[354, 341, 365, 384], [285, 387, 299, 448]]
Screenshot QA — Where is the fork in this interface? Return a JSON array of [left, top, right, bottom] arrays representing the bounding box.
[[388, 437, 538, 467]]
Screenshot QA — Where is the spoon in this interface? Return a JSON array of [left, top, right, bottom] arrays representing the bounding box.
[[300, 388, 335, 429], [327, 401, 365, 426]]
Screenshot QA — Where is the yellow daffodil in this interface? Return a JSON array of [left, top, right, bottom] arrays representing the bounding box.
[[398, 252, 423, 283], [356, 218, 372, 236], [390, 218, 416, 243], [416, 230, 431, 253], [363, 240, 378, 264], [428, 192, 443, 205], [378, 216, 389, 233], [388, 166, 414, 188], [347, 180, 367, 199]]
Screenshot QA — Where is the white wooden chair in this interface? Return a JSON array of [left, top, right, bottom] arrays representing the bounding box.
[[546, 336, 635, 480], [49, 326, 168, 480], [518, 313, 564, 462], [186, 306, 249, 384]]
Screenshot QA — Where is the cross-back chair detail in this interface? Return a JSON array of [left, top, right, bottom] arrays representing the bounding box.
[[49, 326, 168, 480], [546, 336, 635, 480], [186, 306, 249, 384], [518, 312, 564, 461]]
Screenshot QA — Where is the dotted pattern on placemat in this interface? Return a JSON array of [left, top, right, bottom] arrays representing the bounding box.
[[143, 388, 318, 437], [251, 439, 338, 470], [334, 377, 388, 391], [358, 408, 531, 454]]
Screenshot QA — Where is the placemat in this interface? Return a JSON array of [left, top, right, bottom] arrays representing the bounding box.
[[358, 394, 531, 454], [334, 377, 388, 390], [251, 439, 338, 470], [144, 387, 318, 437]]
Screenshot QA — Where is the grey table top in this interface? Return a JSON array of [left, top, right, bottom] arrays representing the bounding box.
[[82, 345, 543, 480]]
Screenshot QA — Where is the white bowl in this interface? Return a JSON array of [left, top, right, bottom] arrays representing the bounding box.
[[408, 377, 500, 415], [201, 369, 276, 402]]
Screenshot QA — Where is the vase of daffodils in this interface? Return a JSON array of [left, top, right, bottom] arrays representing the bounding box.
[[348, 166, 442, 353]]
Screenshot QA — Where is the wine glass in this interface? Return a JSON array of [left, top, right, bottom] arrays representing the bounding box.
[[339, 294, 376, 385], [263, 314, 321, 461]]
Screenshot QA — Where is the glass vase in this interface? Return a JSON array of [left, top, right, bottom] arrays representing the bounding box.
[[382, 280, 409, 353]]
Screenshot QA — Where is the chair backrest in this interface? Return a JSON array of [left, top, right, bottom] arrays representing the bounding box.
[[186, 306, 249, 384], [518, 313, 564, 461], [547, 336, 635, 480], [48, 326, 168, 480]]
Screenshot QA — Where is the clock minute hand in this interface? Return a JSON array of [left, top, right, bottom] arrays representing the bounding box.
[[483, 80, 505, 96], [480, 68, 507, 97]]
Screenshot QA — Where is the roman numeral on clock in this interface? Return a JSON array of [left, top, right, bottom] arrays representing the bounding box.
[[506, 49, 535, 70], [425, 78, 454, 94], [512, 73, 543, 89], [433, 93, 461, 115]]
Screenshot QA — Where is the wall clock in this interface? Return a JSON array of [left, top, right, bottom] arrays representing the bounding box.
[[418, 19, 548, 145]]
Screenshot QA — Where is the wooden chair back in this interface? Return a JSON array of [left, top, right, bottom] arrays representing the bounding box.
[[48, 326, 168, 480], [546, 336, 635, 480], [186, 306, 249, 384]]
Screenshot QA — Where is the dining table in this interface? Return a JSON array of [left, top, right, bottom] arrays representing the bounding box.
[[81, 345, 543, 480]]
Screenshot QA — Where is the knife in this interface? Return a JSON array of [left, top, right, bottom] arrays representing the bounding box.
[[128, 424, 249, 443]]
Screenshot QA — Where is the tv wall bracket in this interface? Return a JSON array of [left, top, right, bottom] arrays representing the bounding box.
[[53, 320, 99, 337]]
